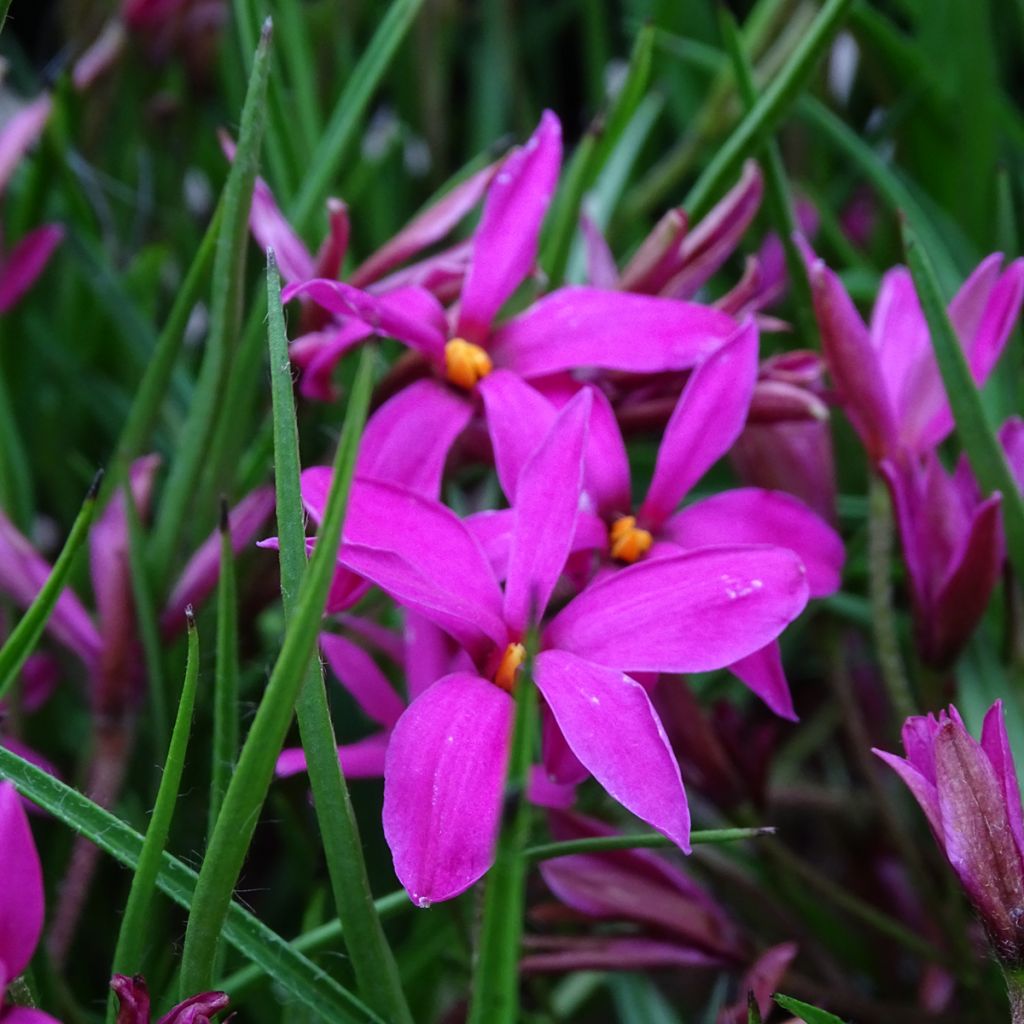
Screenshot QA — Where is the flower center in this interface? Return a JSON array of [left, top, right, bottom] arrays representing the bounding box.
[[609, 515, 653, 563], [445, 337, 493, 390], [494, 642, 526, 693]]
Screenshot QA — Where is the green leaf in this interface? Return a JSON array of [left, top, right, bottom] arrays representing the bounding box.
[[266, 255, 411, 1022], [290, 0, 426, 233], [774, 994, 848, 1023], [107, 614, 201, 1021], [0, 744, 385, 1024], [0, 472, 100, 702], [683, 0, 856, 218], [522, 826, 776, 863], [178, 346, 373, 996], [608, 974, 681, 1024], [540, 23, 654, 287], [902, 219, 1024, 584], [148, 23, 272, 589]]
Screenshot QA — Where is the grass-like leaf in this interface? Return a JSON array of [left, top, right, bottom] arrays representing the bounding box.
[[902, 219, 1024, 583], [523, 826, 776, 863], [683, 0, 855, 218], [266, 254, 411, 1022], [178, 345, 374, 996], [107, 612, 201, 1021], [148, 23, 271, 588], [290, 0, 426, 232], [774, 994, 847, 1024], [0, 743, 384, 1024], [0, 471, 101, 702]]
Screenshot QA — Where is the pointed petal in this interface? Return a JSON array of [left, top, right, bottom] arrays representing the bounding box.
[[521, 937, 725, 973], [981, 701, 1024, 864], [873, 749, 942, 838], [808, 254, 897, 461], [580, 213, 620, 289], [728, 641, 796, 720], [0, 510, 101, 667], [478, 370, 558, 501], [341, 480, 507, 658], [383, 672, 513, 905], [547, 546, 809, 673], [639, 321, 759, 528], [0, 94, 51, 195], [281, 280, 447, 366], [0, 781, 44, 980], [491, 286, 738, 378], [535, 650, 689, 850], [321, 632, 405, 727], [456, 111, 562, 342], [313, 198, 351, 279], [162, 486, 275, 634], [293, 321, 375, 402], [583, 386, 632, 517], [276, 733, 390, 780], [661, 488, 844, 597], [504, 390, 591, 633], [541, 705, 589, 786], [404, 611, 473, 701], [358, 379, 472, 498], [351, 160, 501, 286], [0, 225, 64, 313]]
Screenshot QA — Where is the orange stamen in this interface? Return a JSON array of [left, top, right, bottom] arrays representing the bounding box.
[[444, 337, 493, 390], [609, 515, 653, 563], [494, 642, 526, 694]]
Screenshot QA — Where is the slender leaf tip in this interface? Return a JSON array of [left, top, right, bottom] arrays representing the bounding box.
[[260, 17, 273, 45], [185, 605, 196, 630], [88, 468, 105, 499]]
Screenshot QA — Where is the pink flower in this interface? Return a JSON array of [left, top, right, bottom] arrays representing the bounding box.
[[875, 702, 1024, 965], [110, 975, 228, 1024], [324, 391, 809, 905], [806, 247, 1024, 463], [0, 781, 60, 1023]]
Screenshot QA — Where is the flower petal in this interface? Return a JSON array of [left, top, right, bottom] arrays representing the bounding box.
[[491, 286, 738, 378], [456, 110, 562, 342], [0, 225, 64, 314], [383, 672, 513, 905], [661, 488, 844, 597], [0, 780, 44, 981], [341, 480, 507, 658], [728, 641, 796, 720], [583, 386, 632, 517], [535, 650, 690, 851], [358, 379, 472, 498], [504, 389, 590, 633], [639, 320, 759, 528], [547, 546, 809, 673]]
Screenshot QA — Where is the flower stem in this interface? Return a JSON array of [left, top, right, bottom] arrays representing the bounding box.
[[523, 826, 775, 863], [1006, 967, 1024, 1024], [466, 661, 538, 1024], [868, 474, 916, 722]]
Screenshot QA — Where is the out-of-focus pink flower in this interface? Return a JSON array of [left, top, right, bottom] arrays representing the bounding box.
[[717, 943, 800, 1024], [110, 974, 228, 1024], [806, 246, 1024, 463], [0, 781, 61, 1023], [731, 351, 837, 524], [875, 701, 1024, 965], [881, 451, 1002, 668]]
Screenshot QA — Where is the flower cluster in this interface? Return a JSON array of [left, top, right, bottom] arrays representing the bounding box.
[[270, 111, 845, 907]]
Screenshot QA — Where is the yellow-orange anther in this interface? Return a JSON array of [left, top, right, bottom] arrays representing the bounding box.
[[445, 337, 493, 389], [494, 642, 526, 694], [609, 515, 653, 564]]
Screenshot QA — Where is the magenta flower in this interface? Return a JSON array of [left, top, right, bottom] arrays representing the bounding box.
[[110, 975, 228, 1024], [806, 246, 1024, 463], [0, 96, 63, 315], [481, 321, 843, 719], [329, 390, 809, 905], [0, 781, 60, 1023], [284, 110, 740, 474], [875, 702, 1024, 965], [881, 451, 1002, 667]]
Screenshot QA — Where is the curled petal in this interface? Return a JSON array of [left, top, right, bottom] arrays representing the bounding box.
[[383, 673, 513, 905], [535, 650, 690, 851]]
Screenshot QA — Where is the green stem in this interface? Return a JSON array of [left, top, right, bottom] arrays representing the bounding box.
[[1005, 966, 1024, 1024], [178, 349, 373, 997], [524, 826, 776, 863], [107, 616, 200, 1021], [466, 666, 537, 1024], [0, 473, 101, 702], [867, 475, 915, 722], [266, 255, 411, 1022]]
